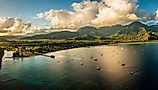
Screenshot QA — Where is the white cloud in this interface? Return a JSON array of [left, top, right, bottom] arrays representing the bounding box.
[[155, 10, 158, 20], [37, 0, 139, 28], [0, 17, 31, 36]]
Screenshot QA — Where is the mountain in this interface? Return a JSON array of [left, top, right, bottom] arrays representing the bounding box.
[[22, 31, 80, 39], [0, 37, 8, 42], [78, 26, 97, 35], [147, 25, 158, 32], [0, 36, 22, 41], [21, 22, 158, 40]]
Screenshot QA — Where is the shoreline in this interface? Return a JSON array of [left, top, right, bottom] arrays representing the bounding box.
[[3, 40, 158, 58], [116, 41, 158, 45]]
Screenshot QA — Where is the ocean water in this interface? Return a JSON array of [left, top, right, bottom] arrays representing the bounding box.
[[0, 43, 158, 90]]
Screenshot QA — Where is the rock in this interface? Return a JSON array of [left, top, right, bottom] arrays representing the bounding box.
[[101, 54, 103, 56]]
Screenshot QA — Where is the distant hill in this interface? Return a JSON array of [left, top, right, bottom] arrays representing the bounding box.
[[0, 38, 8, 42], [0, 36, 21, 41], [22, 31, 80, 39], [78, 26, 97, 35], [21, 22, 158, 40]]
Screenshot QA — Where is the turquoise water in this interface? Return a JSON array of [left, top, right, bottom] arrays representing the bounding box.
[[0, 43, 158, 90]]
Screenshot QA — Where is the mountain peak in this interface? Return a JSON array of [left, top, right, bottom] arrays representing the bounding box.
[[128, 22, 145, 26]]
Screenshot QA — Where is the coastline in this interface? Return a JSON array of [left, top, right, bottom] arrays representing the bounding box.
[[37, 40, 158, 57], [2, 40, 158, 58], [116, 40, 158, 45]]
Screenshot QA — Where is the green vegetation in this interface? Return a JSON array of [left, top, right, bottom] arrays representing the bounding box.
[[0, 37, 154, 58], [107, 27, 151, 41], [0, 40, 112, 57]]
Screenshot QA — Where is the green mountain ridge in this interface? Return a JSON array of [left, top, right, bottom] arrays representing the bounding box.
[[0, 38, 8, 42], [21, 22, 158, 40]]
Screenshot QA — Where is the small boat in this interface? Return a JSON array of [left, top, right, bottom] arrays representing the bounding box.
[[50, 55, 55, 58]]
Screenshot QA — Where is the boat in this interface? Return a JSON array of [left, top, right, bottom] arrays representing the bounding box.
[[50, 55, 55, 58]]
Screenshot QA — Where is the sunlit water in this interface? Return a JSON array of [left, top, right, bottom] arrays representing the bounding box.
[[0, 43, 158, 90]]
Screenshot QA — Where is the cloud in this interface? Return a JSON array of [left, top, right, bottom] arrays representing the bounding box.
[[155, 10, 158, 20], [141, 20, 158, 26], [37, 0, 139, 28], [0, 17, 31, 36], [92, 0, 139, 26], [137, 10, 158, 26], [136, 10, 155, 22]]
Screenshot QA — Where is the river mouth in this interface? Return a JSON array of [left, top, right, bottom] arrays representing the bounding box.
[[0, 43, 158, 90]]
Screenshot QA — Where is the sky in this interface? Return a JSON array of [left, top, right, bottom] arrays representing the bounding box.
[[0, 0, 158, 25], [0, 0, 85, 25], [0, 0, 158, 35], [138, 0, 158, 13]]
